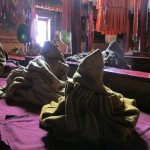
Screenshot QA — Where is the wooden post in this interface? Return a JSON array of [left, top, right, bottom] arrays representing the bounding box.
[[138, 0, 148, 52], [71, 0, 81, 55]]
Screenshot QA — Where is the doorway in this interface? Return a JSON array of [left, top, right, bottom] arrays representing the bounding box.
[[36, 18, 51, 47]]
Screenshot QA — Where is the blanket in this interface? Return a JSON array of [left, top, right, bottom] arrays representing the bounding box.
[[40, 49, 140, 147], [0, 55, 69, 105]]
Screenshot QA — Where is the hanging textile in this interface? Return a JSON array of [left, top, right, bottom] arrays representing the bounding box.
[[61, 0, 72, 32], [96, 0, 130, 35]]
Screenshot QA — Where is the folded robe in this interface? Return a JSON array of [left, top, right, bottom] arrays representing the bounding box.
[[0, 47, 69, 105], [40, 50, 140, 146]]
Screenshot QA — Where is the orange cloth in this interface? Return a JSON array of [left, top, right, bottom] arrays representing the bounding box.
[[96, 0, 130, 35]]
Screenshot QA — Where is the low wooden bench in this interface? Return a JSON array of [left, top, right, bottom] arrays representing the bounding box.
[[125, 56, 150, 73]]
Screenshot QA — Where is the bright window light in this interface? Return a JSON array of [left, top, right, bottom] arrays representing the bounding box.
[[36, 19, 51, 47]]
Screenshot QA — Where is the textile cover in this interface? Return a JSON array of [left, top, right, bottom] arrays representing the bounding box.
[[40, 50, 140, 147], [0, 97, 149, 150], [0, 53, 150, 149], [0, 42, 69, 105]]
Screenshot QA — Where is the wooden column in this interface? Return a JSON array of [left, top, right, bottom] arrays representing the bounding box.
[[138, 0, 148, 52], [71, 0, 81, 55], [124, 13, 131, 52], [51, 13, 56, 41]]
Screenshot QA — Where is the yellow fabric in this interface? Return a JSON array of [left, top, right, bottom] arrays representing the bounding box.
[[40, 50, 140, 145]]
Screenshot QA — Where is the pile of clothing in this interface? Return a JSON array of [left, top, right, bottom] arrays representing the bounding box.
[[40, 49, 139, 148], [66, 41, 131, 69], [0, 41, 69, 105], [102, 41, 131, 69]]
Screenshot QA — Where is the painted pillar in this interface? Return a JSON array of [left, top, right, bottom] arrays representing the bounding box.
[[138, 0, 148, 52], [71, 0, 81, 55]]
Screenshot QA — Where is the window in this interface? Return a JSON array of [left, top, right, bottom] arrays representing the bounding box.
[[36, 18, 51, 47]]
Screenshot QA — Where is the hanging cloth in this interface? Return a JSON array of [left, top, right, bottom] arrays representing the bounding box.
[[96, 0, 130, 35]]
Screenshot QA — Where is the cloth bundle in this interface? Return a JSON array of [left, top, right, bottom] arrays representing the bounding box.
[[102, 41, 131, 69], [0, 42, 69, 105], [40, 49, 139, 146], [96, 0, 130, 35]]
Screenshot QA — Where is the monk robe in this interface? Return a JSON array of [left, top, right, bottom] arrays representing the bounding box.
[[40, 49, 140, 147], [96, 0, 130, 35]]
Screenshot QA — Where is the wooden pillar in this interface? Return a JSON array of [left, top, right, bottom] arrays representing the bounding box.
[[124, 13, 131, 52], [51, 13, 56, 41], [138, 0, 148, 52], [71, 0, 81, 55]]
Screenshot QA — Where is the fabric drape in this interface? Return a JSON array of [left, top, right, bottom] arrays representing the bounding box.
[[96, 0, 130, 35], [40, 50, 140, 146], [0, 43, 69, 105]]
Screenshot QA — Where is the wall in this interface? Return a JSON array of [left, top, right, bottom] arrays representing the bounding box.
[[81, 42, 108, 52], [0, 0, 32, 53]]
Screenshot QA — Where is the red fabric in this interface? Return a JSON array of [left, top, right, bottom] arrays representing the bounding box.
[[96, 0, 130, 35], [61, 0, 72, 32]]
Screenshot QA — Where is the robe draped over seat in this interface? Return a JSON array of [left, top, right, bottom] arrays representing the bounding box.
[[40, 49, 140, 147]]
